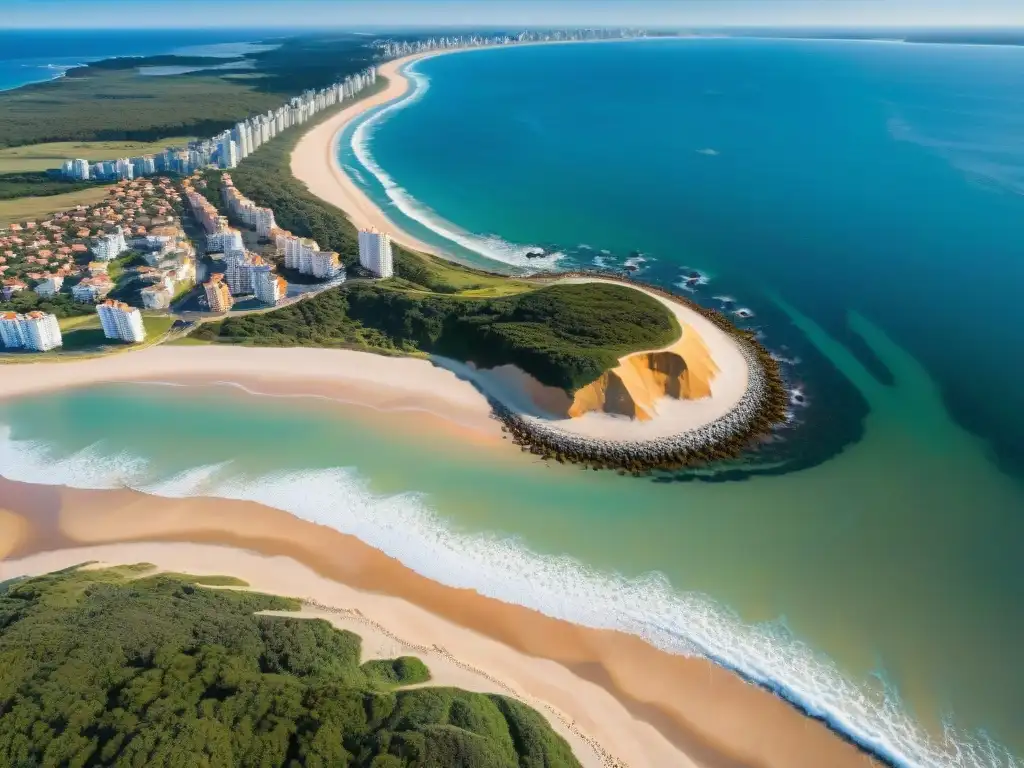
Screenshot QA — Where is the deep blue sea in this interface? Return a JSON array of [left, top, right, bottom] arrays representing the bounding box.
[[335, 38, 1024, 766], [0, 29, 288, 91], [342, 37, 1024, 478], [0, 33, 1022, 768]]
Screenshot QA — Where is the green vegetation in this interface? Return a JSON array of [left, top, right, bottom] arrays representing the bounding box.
[[194, 72, 679, 392], [142, 314, 175, 339], [0, 185, 110, 225], [0, 292, 94, 319], [0, 138, 196, 173], [0, 565, 580, 768], [207, 101, 529, 295], [194, 281, 680, 391], [0, 171, 104, 201], [0, 37, 380, 149]]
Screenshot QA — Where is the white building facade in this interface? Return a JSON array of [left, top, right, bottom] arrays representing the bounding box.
[[97, 300, 146, 343], [92, 227, 128, 261], [358, 228, 393, 278], [0, 311, 63, 351], [251, 265, 286, 305]]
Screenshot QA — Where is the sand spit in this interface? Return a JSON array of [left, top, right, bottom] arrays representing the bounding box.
[[0, 478, 877, 768]]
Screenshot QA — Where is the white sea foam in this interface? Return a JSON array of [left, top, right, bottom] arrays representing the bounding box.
[[347, 64, 561, 270], [0, 422, 1018, 768]]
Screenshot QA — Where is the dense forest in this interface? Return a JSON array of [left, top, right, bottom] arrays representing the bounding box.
[[194, 281, 680, 391], [0, 292, 94, 319], [0, 171, 103, 200], [0, 36, 379, 148], [0, 565, 580, 768]]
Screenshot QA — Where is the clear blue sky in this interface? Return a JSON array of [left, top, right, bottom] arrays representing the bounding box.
[[4, 0, 1023, 29]]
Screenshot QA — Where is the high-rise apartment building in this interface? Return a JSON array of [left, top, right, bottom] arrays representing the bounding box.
[[204, 274, 233, 312], [358, 228, 393, 278], [97, 300, 146, 344], [251, 264, 287, 306], [0, 311, 63, 351]]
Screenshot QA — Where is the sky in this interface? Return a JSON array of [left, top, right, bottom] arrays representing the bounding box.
[[3, 0, 1023, 29]]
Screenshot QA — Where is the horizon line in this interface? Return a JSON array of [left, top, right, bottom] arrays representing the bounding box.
[[4, 23, 1024, 31]]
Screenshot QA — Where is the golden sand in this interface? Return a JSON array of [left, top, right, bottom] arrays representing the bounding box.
[[0, 477, 877, 768]]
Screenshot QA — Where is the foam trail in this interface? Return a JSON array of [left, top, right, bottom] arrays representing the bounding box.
[[0, 423, 1018, 768], [348, 63, 562, 270]]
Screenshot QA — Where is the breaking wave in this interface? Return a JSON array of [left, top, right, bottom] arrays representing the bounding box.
[[0, 422, 1016, 768], [345, 62, 561, 270]]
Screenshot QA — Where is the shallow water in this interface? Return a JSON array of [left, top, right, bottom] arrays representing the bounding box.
[[1, 36, 1022, 768]]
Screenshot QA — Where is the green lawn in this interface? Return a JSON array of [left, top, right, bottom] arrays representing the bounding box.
[[0, 185, 110, 225], [0, 137, 196, 172]]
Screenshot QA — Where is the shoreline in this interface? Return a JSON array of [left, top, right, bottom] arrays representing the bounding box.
[[292, 49, 449, 257], [0, 476, 877, 768], [289, 47, 788, 467]]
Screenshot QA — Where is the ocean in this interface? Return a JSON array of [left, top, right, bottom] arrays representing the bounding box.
[[0, 29, 287, 92], [1, 36, 1023, 768]]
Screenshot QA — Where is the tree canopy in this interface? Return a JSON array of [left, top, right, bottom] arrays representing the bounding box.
[[0, 565, 580, 768]]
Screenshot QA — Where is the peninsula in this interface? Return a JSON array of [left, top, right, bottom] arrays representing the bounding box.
[[0, 31, 879, 768], [0, 44, 788, 472]]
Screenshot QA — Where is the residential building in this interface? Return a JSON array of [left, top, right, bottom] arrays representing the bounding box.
[[140, 284, 172, 310], [358, 228, 393, 278], [20, 311, 63, 351], [71, 277, 114, 302], [205, 227, 244, 254], [97, 300, 146, 343], [92, 227, 127, 261], [35, 275, 64, 298], [204, 273, 233, 312], [310, 250, 343, 280], [252, 264, 287, 305], [278, 232, 320, 273], [2, 278, 27, 300], [0, 311, 62, 351], [219, 138, 239, 169], [71, 158, 90, 180], [223, 250, 257, 295], [0, 312, 25, 349]]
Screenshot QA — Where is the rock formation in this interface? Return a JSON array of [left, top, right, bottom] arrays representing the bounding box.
[[569, 325, 719, 420]]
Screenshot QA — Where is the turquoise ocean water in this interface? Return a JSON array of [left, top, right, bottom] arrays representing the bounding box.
[[2, 38, 1023, 767]]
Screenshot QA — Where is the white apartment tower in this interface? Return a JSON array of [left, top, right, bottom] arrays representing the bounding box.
[[0, 311, 63, 352], [358, 228, 393, 278], [97, 300, 146, 343], [92, 227, 128, 261], [251, 265, 286, 306]]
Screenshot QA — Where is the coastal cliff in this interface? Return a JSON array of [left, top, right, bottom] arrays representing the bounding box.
[[569, 325, 719, 420]]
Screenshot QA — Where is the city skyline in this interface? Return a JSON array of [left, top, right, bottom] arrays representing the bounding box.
[[4, 0, 1024, 29]]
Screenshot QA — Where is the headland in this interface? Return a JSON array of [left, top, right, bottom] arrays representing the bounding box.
[[287, 48, 786, 470]]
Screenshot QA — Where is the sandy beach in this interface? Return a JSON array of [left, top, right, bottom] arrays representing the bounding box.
[[287, 46, 754, 438], [0, 43, 862, 768], [291, 51, 445, 256], [0, 477, 876, 768]]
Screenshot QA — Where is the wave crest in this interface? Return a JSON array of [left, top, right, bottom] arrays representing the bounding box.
[[0, 423, 1017, 768], [347, 63, 562, 270]]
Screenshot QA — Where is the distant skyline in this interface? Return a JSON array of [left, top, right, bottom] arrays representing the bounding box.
[[4, 0, 1024, 29]]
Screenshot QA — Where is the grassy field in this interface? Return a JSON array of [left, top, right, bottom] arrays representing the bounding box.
[[1, 313, 176, 360], [0, 138, 196, 172], [0, 185, 110, 225]]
